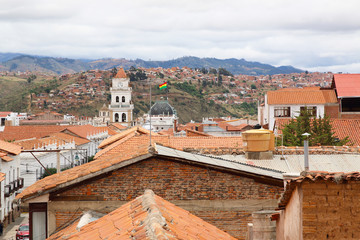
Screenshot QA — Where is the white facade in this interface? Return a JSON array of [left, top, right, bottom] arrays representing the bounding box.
[[0, 112, 28, 131], [19, 141, 88, 189], [142, 115, 176, 132], [108, 75, 134, 126], [0, 154, 21, 223], [259, 93, 326, 131]]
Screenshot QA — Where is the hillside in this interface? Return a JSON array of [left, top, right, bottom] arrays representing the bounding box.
[[0, 53, 303, 76]]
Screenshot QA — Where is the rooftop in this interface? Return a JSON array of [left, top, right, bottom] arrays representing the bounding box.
[[267, 87, 337, 105], [333, 74, 360, 98], [47, 189, 236, 240]]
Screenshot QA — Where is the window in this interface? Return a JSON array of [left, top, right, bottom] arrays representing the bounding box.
[[116, 96, 119, 103], [274, 107, 290, 117], [122, 96, 125, 103], [300, 106, 317, 116], [115, 113, 119, 122], [341, 98, 360, 112], [122, 113, 126, 122]]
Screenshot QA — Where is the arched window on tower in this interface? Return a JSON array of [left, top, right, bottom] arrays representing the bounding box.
[[122, 96, 125, 103], [115, 113, 119, 122], [116, 96, 119, 103], [122, 113, 126, 122]]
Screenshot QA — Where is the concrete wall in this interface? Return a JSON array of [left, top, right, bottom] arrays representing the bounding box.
[[276, 187, 302, 240], [48, 157, 283, 239]]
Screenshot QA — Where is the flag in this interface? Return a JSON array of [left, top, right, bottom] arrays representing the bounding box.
[[159, 82, 167, 89]]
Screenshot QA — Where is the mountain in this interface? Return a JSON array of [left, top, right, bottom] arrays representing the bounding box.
[[0, 53, 303, 75]]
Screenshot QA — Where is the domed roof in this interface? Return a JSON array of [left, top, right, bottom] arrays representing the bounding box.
[[149, 100, 177, 116]]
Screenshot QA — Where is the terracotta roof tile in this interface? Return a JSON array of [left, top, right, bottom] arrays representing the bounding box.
[[0, 172, 5, 182], [1, 155, 13, 162], [98, 126, 159, 149], [47, 190, 236, 240], [333, 74, 360, 98], [0, 139, 22, 155], [64, 125, 101, 139], [267, 87, 337, 105], [275, 118, 360, 146], [114, 68, 127, 78], [0, 125, 68, 141], [50, 132, 90, 146], [16, 139, 152, 201]]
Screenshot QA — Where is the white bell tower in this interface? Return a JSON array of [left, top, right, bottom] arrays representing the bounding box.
[[108, 68, 134, 126]]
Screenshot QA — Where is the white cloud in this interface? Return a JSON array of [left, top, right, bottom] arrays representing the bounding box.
[[0, 0, 360, 72]]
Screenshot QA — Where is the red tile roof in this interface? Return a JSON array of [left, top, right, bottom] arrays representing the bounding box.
[[96, 131, 243, 161], [0, 172, 5, 182], [0, 112, 11, 118], [16, 139, 152, 202], [333, 74, 360, 98], [0, 139, 22, 155], [279, 171, 360, 208], [267, 87, 337, 105], [114, 68, 127, 78], [0, 125, 68, 141], [98, 126, 159, 149], [64, 125, 103, 139], [275, 118, 360, 146], [47, 190, 236, 240]]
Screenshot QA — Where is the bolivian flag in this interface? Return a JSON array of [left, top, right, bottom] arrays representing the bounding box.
[[159, 82, 167, 89]]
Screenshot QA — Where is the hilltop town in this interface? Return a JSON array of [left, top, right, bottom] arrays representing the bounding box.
[[0, 67, 333, 122]]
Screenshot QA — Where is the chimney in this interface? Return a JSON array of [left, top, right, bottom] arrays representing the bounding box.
[[302, 133, 310, 171]]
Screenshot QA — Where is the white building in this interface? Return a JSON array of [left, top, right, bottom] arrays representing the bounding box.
[[258, 87, 338, 131], [107, 68, 134, 127], [0, 140, 22, 227], [0, 112, 27, 131], [142, 100, 177, 132]]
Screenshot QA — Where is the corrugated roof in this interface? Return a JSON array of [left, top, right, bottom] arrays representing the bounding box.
[[267, 87, 337, 105], [333, 74, 360, 98], [220, 154, 360, 174], [47, 189, 236, 240]]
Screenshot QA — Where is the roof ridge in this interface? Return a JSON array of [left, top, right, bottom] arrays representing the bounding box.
[[141, 189, 172, 239], [95, 131, 136, 159]]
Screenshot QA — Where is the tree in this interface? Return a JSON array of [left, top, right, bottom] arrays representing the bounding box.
[[280, 110, 350, 146], [111, 67, 118, 77], [251, 84, 257, 89], [27, 74, 37, 84], [218, 67, 233, 76]]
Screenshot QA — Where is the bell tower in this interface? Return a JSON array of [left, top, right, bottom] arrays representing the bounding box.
[[108, 68, 134, 126]]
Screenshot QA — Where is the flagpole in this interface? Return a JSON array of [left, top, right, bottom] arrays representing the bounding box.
[[148, 80, 152, 147]]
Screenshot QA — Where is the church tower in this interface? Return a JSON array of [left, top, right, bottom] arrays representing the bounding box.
[[108, 68, 134, 126]]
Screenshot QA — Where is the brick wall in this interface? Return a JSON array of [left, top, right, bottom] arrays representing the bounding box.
[[302, 180, 360, 239], [324, 105, 339, 118], [51, 157, 282, 239]]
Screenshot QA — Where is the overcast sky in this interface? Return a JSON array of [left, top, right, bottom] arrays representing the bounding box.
[[1, 0, 359, 72]]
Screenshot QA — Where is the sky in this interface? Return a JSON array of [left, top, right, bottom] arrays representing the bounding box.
[[1, 0, 360, 72]]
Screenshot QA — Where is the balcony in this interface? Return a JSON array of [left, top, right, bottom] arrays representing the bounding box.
[[18, 178, 24, 189], [4, 185, 10, 198], [9, 181, 15, 194]]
